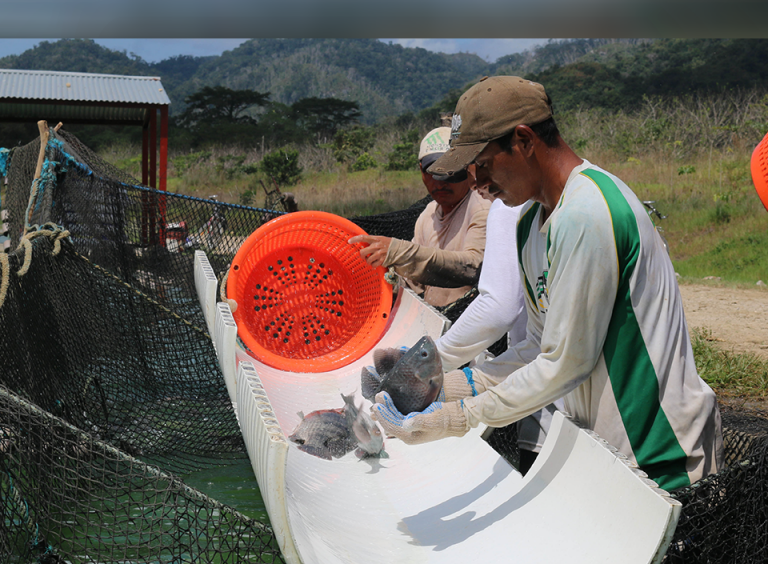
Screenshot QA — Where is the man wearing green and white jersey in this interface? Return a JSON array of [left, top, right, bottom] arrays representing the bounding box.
[[371, 76, 723, 491]]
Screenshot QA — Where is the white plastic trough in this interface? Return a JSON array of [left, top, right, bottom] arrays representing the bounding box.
[[195, 250, 681, 564]]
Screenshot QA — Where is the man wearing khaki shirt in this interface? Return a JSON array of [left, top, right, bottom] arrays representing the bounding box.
[[350, 127, 491, 307]]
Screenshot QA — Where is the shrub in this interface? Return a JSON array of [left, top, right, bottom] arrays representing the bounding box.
[[349, 152, 378, 172], [171, 150, 211, 176], [260, 148, 302, 187], [331, 126, 375, 165], [386, 129, 420, 171], [240, 189, 256, 206]]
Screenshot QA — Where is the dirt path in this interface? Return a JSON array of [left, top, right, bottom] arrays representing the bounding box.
[[679, 283, 768, 359]]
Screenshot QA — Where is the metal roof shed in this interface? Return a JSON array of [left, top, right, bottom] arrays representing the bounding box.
[[0, 68, 171, 193]]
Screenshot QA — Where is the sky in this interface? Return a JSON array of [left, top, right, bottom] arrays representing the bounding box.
[[0, 38, 548, 64]]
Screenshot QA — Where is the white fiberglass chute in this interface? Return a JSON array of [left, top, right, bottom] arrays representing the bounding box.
[[195, 250, 680, 564]]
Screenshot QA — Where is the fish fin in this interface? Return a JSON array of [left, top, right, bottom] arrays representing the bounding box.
[[298, 444, 333, 460], [340, 392, 356, 408], [297, 411, 305, 420], [361, 366, 382, 400], [342, 393, 359, 427], [355, 446, 388, 459], [373, 347, 407, 375]]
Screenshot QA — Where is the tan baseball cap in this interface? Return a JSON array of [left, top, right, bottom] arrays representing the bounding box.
[[427, 76, 552, 177]]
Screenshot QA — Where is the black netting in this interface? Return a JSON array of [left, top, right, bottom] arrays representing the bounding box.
[[0, 128, 473, 563], [2, 127, 767, 563], [349, 195, 432, 239], [0, 384, 283, 564]]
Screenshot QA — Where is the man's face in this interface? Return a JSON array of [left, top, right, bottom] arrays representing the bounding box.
[[473, 136, 536, 208], [467, 164, 495, 202], [420, 168, 472, 213]]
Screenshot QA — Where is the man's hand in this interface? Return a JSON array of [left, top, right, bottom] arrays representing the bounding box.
[[437, 368, 485, 402], [370, 392, 469, 445], [348, 234, 393, 268]]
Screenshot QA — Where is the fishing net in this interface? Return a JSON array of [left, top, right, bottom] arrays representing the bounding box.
[[0, 127, 429, 563], [1, 126, 767, 563]]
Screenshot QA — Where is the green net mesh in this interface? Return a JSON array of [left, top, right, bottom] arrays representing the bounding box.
[[1, 128, 767, 563]]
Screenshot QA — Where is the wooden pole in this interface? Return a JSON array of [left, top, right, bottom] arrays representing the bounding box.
[[28, 120, 50, 225], [33, 120, 49, 180]]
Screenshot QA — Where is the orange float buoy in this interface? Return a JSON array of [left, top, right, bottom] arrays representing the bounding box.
[[752, 131, 768, 211], [227, 211, 392, 372]]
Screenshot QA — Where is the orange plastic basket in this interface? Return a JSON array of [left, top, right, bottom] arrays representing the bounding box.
[[752, 131, 768, 212], [227, 211, 392, 372]]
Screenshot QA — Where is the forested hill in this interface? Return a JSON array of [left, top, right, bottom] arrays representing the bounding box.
[[2, 38, 768, 122], [0, 38, 491, 122]]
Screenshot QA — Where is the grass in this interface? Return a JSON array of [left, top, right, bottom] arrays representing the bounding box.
[[692, 328, 768, 400], [290, 168, 425, 217], [577, 148, 768, 287]]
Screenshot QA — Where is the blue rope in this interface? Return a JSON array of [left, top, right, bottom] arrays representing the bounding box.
[[0, 147, 9, 178], [48, 137, 285, 213]]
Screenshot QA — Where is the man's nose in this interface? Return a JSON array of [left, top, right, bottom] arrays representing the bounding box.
[[466, 164, 479, 191], [473, 168, 491, 191]]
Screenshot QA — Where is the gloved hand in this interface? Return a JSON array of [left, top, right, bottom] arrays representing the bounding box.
[[370, 392, 469, 445], [436, 367, 486, 402], [348, 234, 394, 268]]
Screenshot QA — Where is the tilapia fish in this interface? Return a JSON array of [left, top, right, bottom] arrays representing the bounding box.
[[288, 406, 356, 460], [361, 336, 443, 415], [342, 393, 387, 459], [289, 393, 386, 460]]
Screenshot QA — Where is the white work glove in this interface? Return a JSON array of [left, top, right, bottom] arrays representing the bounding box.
[[436, 367, 486, 402], [370, 391, 469, 445]]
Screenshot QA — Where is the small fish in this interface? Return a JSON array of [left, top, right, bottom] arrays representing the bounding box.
[[288, 393, 386, 460], [288, 406, 357, 460], [342, 394, 387, 459], [361, 336, 443, 415]]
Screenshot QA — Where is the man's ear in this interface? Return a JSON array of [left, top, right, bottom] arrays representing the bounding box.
[[515, 125, 536, 156]]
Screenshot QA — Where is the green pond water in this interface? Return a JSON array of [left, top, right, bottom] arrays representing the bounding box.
[[182, 459, 269, 522]]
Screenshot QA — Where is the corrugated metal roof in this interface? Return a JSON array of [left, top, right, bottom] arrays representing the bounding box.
[[0, 69, 171, 105], [0, 101, 150, 124]]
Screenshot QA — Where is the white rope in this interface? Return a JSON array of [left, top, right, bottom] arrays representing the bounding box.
[[0, 227, 72, 310], [15, 227, 70, 277], [0, 252, 9, 310], [15, 238, 33, 277], [219, 269, 238, 312]]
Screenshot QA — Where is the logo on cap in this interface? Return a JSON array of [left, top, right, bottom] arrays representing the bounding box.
[[450, 114, 462, 139], [423, 130, 449, 153]]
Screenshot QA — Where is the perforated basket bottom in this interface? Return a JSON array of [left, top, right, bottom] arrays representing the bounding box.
[[227, 211, 392, 372], [241, 247, 373, 359]]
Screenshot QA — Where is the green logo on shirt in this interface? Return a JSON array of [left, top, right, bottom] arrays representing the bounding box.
[[536, 271, 550, 312]]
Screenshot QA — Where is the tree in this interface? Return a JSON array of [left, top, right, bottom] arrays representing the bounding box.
[[178, 85, 270, 128], [291, 97, 362, 141], [256, 102, 304, 145], [330, 125, 376, 166], [176, 86, 271, 147]]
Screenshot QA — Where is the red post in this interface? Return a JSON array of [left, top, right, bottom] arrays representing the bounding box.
[[159, 105, 169, 246], [141, 122, 149, 245], [149, 108, 158, 244]]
